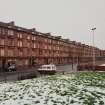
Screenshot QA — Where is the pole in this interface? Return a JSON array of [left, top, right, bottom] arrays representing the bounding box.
[[72, 57, 73, 70], [92, 30, 95, 70], [91, 28, 96, 71]]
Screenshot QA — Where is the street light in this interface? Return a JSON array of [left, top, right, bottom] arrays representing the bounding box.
[[91, 27, 96, 71]]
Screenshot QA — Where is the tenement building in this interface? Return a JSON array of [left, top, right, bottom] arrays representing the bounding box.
[[0, 21, 105, 70]]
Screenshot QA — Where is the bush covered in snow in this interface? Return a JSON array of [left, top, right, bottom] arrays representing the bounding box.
[[0, 72, 105, 105]]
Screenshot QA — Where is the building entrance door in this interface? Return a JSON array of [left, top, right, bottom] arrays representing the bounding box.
[[2, 58, 7, 72], [45, 58, 48, 64]]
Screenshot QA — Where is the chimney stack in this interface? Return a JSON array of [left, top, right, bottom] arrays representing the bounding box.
[[8, 21, 15, 26]]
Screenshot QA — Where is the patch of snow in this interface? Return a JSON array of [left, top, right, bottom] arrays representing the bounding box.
[[0, 72, 105, 105]]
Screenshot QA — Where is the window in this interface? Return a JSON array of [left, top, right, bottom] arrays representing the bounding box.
[[0, 48, 4, 56], [18, 33, 22, 39], [8, 30, 14, 36], [32, 36, 34, 40], [44, 45, 47, 49], [25, 59, 28, 65], [57, 46, 59, 50], [0, 28, 2, 34], [45, 39, 47, 42], [33, 43, 36, 48], [18, 49, 22, 56], [25, 59, 30, 65], [0, 38, 4, 45], [37, 44, 40, 48], [27, 42, 30, 47], [32, 36, 36, 40], [34, 36, 36, 40], [8, 39, 14, 46], [2, 29, 5, 35], [18, 40, 22, 47], [18, 59, 22, 65], [48, 39, 51, 43], [32, 50, 35, 56], [27, 35, 30, 40], [0, 28, 3, 37], [27, 49, 30, 56], [8, 48, 13, 56], [48, 45, 51, 50]]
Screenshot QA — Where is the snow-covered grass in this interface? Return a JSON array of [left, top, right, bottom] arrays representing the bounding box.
[[0, 72, 105, 105]]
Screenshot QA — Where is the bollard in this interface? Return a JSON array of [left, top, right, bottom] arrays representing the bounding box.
[[4, 72, 7, 83], [62, 71, 64, 75]]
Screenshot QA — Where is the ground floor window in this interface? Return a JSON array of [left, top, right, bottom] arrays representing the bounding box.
[[18, 59, 22, 65], [0, 48, 4, 56], [25, 59, 30, 65], [8, 48, 14, 56]]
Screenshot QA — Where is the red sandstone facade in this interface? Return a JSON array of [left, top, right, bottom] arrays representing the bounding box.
[[0, 21, 105, 69]]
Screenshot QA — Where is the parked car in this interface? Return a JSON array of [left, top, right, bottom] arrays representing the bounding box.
[[38, 64, 56, 75], [38, 64, 56, 71], [8, 64, 16, 72]]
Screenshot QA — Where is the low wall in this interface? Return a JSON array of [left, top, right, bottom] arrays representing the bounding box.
[[77, 64, 105, 71]]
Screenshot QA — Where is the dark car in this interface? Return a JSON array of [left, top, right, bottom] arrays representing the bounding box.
[[8, 64, 16, 71]]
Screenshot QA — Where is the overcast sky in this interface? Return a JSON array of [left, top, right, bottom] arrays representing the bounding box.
[[0, 0, 105, 49]]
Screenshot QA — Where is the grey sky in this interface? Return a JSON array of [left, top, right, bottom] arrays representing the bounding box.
[[0, 0, 105, 49]]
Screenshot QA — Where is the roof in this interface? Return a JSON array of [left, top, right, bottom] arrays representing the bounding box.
[[0, 21, 36, 34], [0, 21, 104, 51]]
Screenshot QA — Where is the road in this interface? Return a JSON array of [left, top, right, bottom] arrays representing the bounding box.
[[56, 64, 77, 74], [0, 64, 77, 82], [1, 60, 105, 82]]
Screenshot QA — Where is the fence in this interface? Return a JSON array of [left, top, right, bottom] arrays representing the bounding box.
[[0, 69, 40, 82], [77, 64, 105, 71]]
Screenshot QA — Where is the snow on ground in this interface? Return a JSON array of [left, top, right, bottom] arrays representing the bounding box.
[[0, 72, 105, 105]]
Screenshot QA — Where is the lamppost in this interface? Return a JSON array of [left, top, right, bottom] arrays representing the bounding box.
[[91, 27, 96, 71]]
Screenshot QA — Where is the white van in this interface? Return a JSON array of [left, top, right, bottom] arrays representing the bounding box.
[[38, 64, 56, 71]]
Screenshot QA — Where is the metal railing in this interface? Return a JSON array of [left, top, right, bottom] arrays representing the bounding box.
[[0, 69, 40, 82]]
